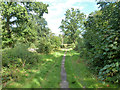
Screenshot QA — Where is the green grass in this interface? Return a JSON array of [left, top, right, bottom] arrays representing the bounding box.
[[3, 50, 65, 88], [3, 48, 119, 88], [65, 50, 118, 88]]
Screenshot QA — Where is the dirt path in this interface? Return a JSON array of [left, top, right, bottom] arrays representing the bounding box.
[[60, 51, 69, 88]]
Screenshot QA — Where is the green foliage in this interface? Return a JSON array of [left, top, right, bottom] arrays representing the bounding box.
[[63, 36, 72, 44], [76, 1, 120, 84], [60, 8, 85, 43], [1, 2, 61, 53], [36, 38, 53, 54], [1, 2, 29, 47], [2, 43, 42, 86], [65, 50, 117, 88], [74, 37, 87, 57], [2, 43, 40, 68], [1, 2, 49, 48], [51, 37, 61, 50], [60, 45, 65, 48], [36, 33, 61, 54], [98, 62, 120, 83], [2, 50, 64, 88]]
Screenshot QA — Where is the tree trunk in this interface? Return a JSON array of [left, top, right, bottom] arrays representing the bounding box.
[[7, 16, 11, 38], [6, 16, 12, 47]]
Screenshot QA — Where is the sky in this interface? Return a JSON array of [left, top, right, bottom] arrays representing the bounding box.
[[36, 0, 99, 36]]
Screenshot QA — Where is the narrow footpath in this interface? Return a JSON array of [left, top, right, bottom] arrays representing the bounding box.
[[60, 51, 69, 88]]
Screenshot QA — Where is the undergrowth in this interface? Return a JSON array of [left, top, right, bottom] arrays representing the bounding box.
[[2, 44, 65, 88], [65, 50, 119, 88]]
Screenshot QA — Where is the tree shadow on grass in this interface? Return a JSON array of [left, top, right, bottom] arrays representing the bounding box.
[[3, 50, 65, 88], [64, 51, 119, 88]]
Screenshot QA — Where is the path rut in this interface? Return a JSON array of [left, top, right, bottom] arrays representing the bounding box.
[[60, 51, 69, 88]]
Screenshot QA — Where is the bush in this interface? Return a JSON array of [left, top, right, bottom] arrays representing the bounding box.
[[98, 62, 120, 83], [49, 35, 61, 50], [76, 2, 120, 84], [2, 43, 40, 67], [36, 38, 53, 54]]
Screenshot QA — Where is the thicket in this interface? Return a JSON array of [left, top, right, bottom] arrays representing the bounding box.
[[2, 44, 40, 67], [1, 2, 61, 86], [1, 2, 61, 53], [2, 43, 41, 84], [77, 2, 120, 84]]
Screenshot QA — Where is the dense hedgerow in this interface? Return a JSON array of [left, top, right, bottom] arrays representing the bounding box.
[[76, 2, 120, 84]]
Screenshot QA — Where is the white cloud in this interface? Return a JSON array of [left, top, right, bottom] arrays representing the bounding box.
[[41, 0, 98, 36]]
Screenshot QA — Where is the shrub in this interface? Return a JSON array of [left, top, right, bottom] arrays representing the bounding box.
[[2, 43, 40, 67], [76, 2, 120, 84], [36, 38, 53, 54], [50, 36, 61, 50], [98, 62, 120, 83]]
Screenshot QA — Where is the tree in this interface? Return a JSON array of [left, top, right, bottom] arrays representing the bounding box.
[[78, 1, 120, 83], [1, 2, 49, 48], [1, 2, 29, 47], [60, 8, 85, 43], [49, 32, 61, 49]]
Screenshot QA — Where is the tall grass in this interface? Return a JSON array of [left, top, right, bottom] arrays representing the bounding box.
[[65, 50, 118, 88], [2, 46, 65, 88]]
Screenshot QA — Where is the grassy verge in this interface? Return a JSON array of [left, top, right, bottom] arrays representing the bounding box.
[[65, 50, 118, 88], [3, 50, 65, 88]]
